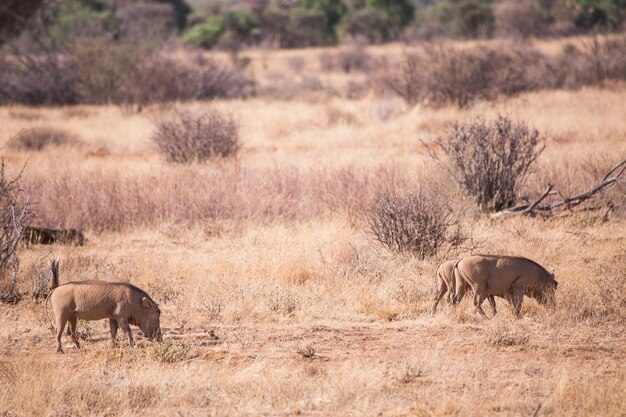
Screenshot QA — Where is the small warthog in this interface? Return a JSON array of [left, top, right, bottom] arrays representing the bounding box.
[[432, 259, 497, 314], [46, 260, 161, 353], [453, 255, 557, 318]]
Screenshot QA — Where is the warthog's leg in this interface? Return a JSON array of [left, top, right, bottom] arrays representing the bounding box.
[[511, 288, 524, 319], [472, 281, 488, 316], [432, 281, 448, 314], [118, 318, 135, 347], [453, 284, 468, 306], [109, 319, 118, 347], [68, 317, 80, 349], [55, 314, 70, 353], [487, 295, 497, 316]]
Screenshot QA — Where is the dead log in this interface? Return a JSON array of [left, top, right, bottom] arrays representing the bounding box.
[[493, 159, 625, 217], [23, 226, 85, 246]]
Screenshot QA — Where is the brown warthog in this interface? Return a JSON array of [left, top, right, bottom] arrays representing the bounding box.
[[453, 255, 557, 318], [46, 260, 161, 353], [432, 259, 497, 314]]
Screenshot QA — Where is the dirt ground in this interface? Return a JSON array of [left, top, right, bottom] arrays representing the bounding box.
[[2, 300, 625, 416]]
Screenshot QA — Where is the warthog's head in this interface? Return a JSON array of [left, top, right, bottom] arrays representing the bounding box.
[[139, 297, 162, 342], [531, 273, 558, 305]]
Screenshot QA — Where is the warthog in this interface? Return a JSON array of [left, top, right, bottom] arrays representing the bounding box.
[[453, 255, 557, 318], [46, 260, 161, 353], [432, 259, 497, 314]]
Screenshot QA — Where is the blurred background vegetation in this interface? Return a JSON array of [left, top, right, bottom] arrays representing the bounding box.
[[1, 0, 625, 106], [2, 0, 626, 49]]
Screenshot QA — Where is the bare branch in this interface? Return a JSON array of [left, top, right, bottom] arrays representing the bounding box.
[[493, 159, 626, 217]]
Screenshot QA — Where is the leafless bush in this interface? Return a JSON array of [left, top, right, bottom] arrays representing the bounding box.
[[22, 260, 49, 301], [1, 35, 252, 106], [432, 116, 544, 212], [494, 0, 547, 38], [0, 39, 79, 105], [377, 52, 424, 105], [559, 36, 626, 88], [336, 42, 372, 73], [0, 159, 31, 303], [296, 343, 316, 359], [318, 51, 335, 71], [144, 340, 191, 363], [130, 53, 253, 104], [152, 109, 239, 163], [365, 189, 458, 259], [75, 40, 252, 105], [9, 127, 80, 151], [378, 43, 558, 107], [287, 56, 305, 73], [421, 43, 552, 107], [486, 325, 530, 347]]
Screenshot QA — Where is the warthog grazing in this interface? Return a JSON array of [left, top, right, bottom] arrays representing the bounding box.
[[453, 255, 557, 318], [46, 260, 161, 353], [432, 259, 497, 314]]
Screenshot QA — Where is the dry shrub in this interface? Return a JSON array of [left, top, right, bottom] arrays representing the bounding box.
[[559, 36, 626, 88], [22, 260, 49, 301], [318, 51, 335, 71], [152, 109, 239, 163], [75, 40, 252, 105], [0, 159, 31, 303], [143, 340, 191, 363], [366, 189, 458, 259], [259, 74, 325, 100], [336, 42, 372, 73], [377, 52, 423, 105], [554, 272, 626, 325], [287, 56, 306, 73], [432, 116, 544, 212], [422, 43, 555, 107], [9, 127, 80, 151], [265, 287, 300, 316], [296, 343, 316, 359], [494, 0, 547, 38], [377, 43, 563, 107], [486, 324, 530, 347], [0, 41, 79, 106], [0, 37, 252, 106]]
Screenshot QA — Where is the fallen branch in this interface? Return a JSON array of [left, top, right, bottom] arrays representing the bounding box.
[[493, 159, 625, 217]]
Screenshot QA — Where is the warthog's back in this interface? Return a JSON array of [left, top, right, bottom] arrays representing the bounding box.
[[457, 255, 552, 294], [51, 280, 151, 321], [438, 260, 457, 281]]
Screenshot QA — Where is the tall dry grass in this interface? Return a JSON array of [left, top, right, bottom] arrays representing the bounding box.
[[1, 40, 625, 417]]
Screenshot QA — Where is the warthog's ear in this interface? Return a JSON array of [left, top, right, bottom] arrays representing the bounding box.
[[142, 297, 156, 308]]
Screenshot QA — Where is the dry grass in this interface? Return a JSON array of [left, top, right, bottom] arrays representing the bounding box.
[[0, 38, 625, 416]]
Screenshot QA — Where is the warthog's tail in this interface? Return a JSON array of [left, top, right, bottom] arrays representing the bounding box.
[[45, 258, 60, 332], [434, 261, 445, 294], [44, 288, 56, 333], [450, 259, 463, 305], [49, 258, 59, 291]]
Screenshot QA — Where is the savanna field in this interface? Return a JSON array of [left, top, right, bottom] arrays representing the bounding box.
[[1, 37, 626, 416]]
